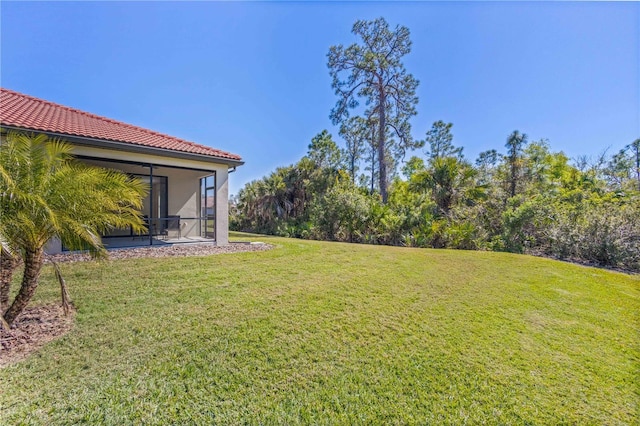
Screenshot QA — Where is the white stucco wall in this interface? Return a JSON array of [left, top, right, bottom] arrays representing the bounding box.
[[215, 167, 229, 245]]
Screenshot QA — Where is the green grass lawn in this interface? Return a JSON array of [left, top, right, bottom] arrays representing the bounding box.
[[1, 233, 638, 424]]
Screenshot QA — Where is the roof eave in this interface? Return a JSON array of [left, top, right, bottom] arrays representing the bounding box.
[[0, 125, 245, 167]]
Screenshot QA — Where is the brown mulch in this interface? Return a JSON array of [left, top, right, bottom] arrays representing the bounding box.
[[0, 304, 75, 367], [1, 242, 273, 367], [45, 241, 274, 263]]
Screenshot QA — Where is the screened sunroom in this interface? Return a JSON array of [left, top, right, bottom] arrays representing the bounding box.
[[76, 156, 228, 250]]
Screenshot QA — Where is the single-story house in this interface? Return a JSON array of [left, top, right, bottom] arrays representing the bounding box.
[[0, 88, 244, 253]]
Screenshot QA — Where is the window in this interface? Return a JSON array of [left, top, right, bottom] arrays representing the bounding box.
[[200, 174, 215, 238]]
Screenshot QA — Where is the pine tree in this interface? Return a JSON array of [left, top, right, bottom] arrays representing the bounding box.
[[328, 17, 420, 202]]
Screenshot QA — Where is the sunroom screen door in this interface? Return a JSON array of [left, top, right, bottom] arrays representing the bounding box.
[[200, 174, 215, 239]]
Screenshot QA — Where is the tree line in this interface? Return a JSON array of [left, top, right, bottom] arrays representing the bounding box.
[[231, 124, 640, 271], [231, 17, 640, 272]]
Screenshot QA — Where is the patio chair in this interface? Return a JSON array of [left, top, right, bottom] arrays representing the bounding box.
[[166, 215, 181, 240]]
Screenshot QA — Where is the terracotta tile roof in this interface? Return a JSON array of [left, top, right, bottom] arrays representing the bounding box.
[[0, 88, 242, 162]]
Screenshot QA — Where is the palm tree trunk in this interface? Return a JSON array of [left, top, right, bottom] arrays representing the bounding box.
[[510, 160, 517, 198], [0, 248, 18, 314], [3, 248, 44, 326]]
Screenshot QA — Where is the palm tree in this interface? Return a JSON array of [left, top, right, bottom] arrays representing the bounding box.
[[0, 131, 147, 326], [0, 247, 19, 317], [505, 130, 528, 198], [411, 157, 483, 217]]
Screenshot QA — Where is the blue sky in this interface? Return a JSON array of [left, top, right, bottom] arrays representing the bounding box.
[[1, 1, 638, 195]]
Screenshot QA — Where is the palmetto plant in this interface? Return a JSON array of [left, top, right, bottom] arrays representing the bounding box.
[[411, 157, 484, 217], [0, 131, 147, 327]]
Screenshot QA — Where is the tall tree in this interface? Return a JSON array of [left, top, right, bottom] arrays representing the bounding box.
[[401, 156, 426, 179], [328, 17, 420, 203], [0, 132, 147, 326], [505, 130, 529, 197], [424, 120, 463, 161], [475, 149, 499, 185], [307, 130, 342, 171], [628, 138, 640, 190], [603, 140, 640, 191], [306, 131, 343, 201], [339, 116, 368, 184], [363, 118, 379, 194]]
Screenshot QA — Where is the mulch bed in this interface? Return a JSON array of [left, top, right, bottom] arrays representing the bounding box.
[[1, 304, 75, 368], [1, 242, 273, 367]]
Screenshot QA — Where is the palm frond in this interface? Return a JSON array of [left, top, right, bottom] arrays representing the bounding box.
[[1, 131, 147, 255]]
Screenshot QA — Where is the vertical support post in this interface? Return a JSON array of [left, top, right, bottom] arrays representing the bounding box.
[[216, 168, 229, 245], [149, 164, 154, 246]]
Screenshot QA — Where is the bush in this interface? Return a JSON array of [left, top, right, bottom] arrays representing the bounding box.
[[547, 200, 640, 270], [310, 183, 370, 242]]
